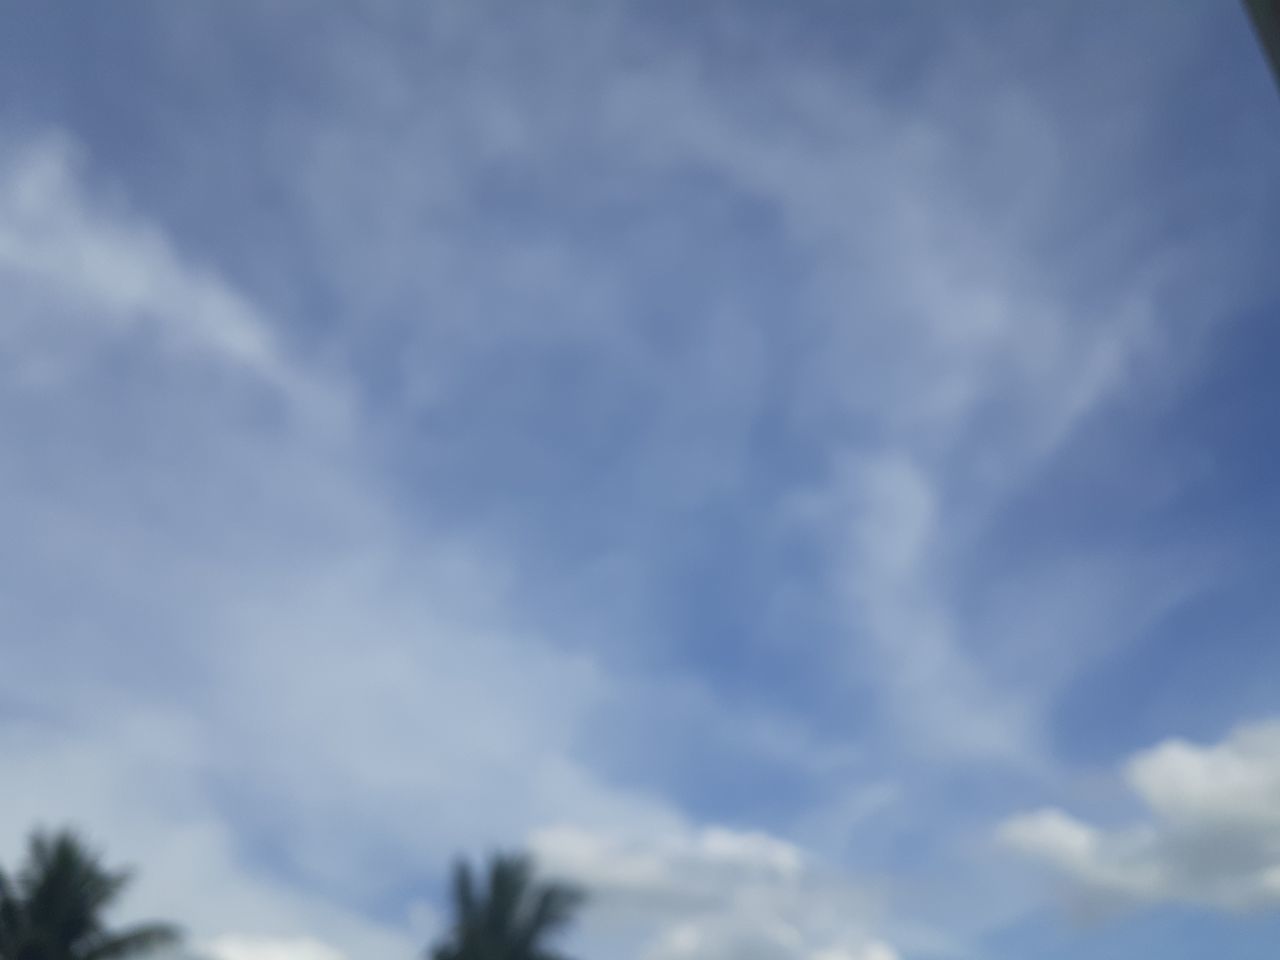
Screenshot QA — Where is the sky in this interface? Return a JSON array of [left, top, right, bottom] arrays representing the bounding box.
[[2, 2, 1280, 960]]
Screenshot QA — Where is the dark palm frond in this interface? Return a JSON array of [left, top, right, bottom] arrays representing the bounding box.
[[450, 861, 478, 933], [0, 868, 23, 951], [10, 928, 61, 960], [0, 829, 180, 960], [483, 856, 530, 944], [428, 852, 584, 960], [513, 882, 582, 957], [19, 831, 131, 953]]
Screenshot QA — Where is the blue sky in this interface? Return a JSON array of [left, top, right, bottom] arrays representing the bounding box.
[[3, 2, 1280, 960]]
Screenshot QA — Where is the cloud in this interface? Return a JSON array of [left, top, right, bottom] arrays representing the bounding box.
[[0, 121, 880, 960], [788, 449, 1040, 768], [0, 712, 415, 960], [0, 137, 326, 416], [0, 127, 674, 960], [20, 1, 1257, 787], [206, 936, 346, 960], [647, 919, 897, 960], [530, 824, 895, 960], [3, 4, 1279, 960], [1000, 720, 1280, 912]]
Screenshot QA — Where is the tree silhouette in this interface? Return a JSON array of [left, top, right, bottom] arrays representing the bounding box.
[[0, 829, 179, 960], [429, 854, 583, 960]]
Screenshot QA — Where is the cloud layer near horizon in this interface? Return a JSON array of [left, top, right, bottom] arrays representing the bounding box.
[[1003, 721, 1280, 913]]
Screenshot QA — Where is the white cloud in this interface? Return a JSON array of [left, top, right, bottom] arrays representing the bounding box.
[[531, 824, 802, 907], [645, 918, 896, 960], [1001, 720, 1280, 912], [206, 936, 347, 960], [530, 824, 895, 960]]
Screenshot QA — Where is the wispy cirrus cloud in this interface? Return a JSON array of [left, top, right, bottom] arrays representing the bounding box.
[[0, 138, 316, 408], [0, 126, 893, 960], [3, 3, 1280, 960]]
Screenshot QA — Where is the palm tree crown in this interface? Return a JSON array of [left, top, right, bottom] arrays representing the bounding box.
[[0, 830, 179, 960], [429, 854, 583, 960]]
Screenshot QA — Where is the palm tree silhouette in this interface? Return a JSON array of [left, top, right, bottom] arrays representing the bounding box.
[[0, 829, 179, 960], [429, 854, 583, 960]]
